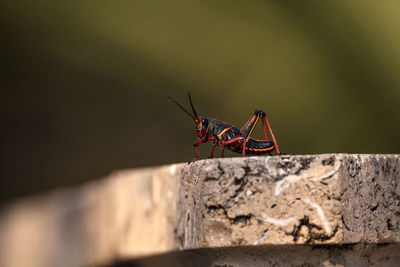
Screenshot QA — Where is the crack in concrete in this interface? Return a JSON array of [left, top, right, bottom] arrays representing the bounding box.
[[291, 216, 339, 243], [205, 204, 253, 226]]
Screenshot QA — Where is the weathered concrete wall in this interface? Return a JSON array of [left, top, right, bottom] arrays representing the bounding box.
[[0, 154, 399, 267], [182, 154, 400, 247]]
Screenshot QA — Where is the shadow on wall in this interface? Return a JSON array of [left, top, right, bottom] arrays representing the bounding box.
[[112, 244, 400, 267]]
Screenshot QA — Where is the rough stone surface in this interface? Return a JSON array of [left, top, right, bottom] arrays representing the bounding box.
[[0, 154, 399, 267], [341, 155, 400, 243], [179, 154, 400, 248]]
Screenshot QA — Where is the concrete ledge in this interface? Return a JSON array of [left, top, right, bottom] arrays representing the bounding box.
[[0, 154, 399, 267]]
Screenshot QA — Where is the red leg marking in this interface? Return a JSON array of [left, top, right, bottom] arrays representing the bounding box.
[[191, 139, 208, 163], [193, 144, 200, 159], [263, 115, 280, 155], [209, 143, 216, 158], [219, 137, 243, 146], [261, 118, 270, 141], [221, 148, 225, 158], [218, 137, 247, 157]]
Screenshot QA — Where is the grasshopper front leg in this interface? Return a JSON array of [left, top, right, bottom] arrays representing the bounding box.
[[190, 137, 208, 163]]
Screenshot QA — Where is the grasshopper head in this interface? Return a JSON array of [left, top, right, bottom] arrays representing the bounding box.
[[195, 117, 209, 138]]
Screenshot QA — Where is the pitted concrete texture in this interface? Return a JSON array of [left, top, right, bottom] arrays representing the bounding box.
[[341, 155, 400, 243], [180, 155, 343, 247], [0, 154, 399, 267], [179, 154, 400, 248]]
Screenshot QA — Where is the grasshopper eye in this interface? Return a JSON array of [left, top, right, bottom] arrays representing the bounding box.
[[196, 120, 203, 131]]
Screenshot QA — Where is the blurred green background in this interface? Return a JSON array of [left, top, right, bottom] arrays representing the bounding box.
[[1, 0, 399, 204]]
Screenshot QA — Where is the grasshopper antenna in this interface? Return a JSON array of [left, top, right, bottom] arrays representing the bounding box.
[[188, 93, 199, 120], [169, 96, 197, 121]]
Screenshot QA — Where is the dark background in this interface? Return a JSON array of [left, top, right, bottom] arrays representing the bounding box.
[[1, 0, 399, 204]]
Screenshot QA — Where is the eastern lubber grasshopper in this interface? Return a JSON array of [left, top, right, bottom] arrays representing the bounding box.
[[169, 93, 281, 162]]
